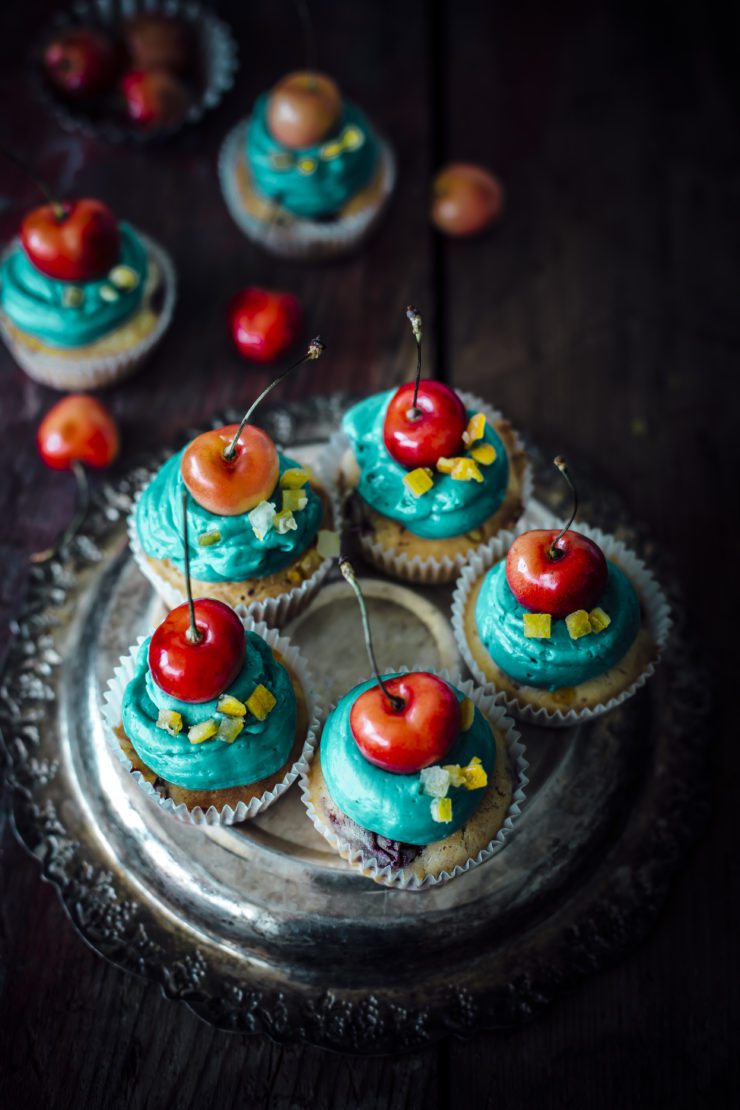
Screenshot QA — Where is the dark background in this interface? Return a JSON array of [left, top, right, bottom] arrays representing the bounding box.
[[1, 1, 738, 1107]]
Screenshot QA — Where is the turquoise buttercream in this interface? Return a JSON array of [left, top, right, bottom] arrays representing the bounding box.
[[136, 448, 323, 582], [121, 630, 297, 790], [0, 223, 147, 348], [475, 561, 641, 690], [342, 391, 510, 539], [246, 93, 380, 219], [321, 676, 495, 845]]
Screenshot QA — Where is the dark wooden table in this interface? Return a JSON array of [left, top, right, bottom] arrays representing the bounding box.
[[1, 1, 737, 1107]]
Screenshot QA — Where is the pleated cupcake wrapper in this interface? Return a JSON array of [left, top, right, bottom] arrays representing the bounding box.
[[102, 617, 322, 826], [451, 522, 673, 728], [299, 667, 529, 890], [0, 232, 176, 390], [317, 391, 533, 584], [218, 118, 397, 261], [127, 469, 344, 626]]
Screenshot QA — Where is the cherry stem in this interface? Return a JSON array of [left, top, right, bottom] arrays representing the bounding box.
[[294, 0, 318, 73], [547, 455, 578, 560], [406, 305, 423, 419], [181, 489, 202, 644], [0, 146, 66, 221], [31, 461, 89, 564], [339, 557, 405, 712], [223, 337, 325, 461]]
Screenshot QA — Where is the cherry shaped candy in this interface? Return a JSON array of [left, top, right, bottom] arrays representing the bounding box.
[[350, 672, 459, 774], [148, 598, 245, 703], [22, 198, 120, 282], [228, 287, 302, 364], [266, 71, 341, 149], [506, 457, 608, 618]]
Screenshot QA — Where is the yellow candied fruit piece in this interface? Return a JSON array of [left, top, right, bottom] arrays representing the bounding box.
[[470, 443, 497, 466], [431, 796, 453, 823], [450, 458, 484, 483], [274, 509, 297, 534], [523, 613, 552, 638], [282, 488, 308, 513], [460, 697, 475, 732], [316, 529, 340, 559], [566, 610, 592, 640], [217, 717, 244, 744], [589, 606, 612, 633], [246, 684, 277, 721], [156, 709, 183, 736], [217, 694, 247, 717], [188, 720, 218, 745], [287, 568, 302, 585], [462, 763, 488, 790], [403, 467, 434, 497], [436, 456, 457, 474], [197, 530, 221, 547], [297, 157, 317, 174], [280, 468, 311, 489], [462, 412, 486, 447]]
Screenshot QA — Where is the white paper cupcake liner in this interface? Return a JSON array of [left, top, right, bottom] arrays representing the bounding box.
[[102, 617, 322, 826], [127, 469, 343, 627], [218, 117, 397, 261], [300, 667, 529, 889], [451, 522, 673, 728], [318, 390, 533, 585], [0, 231, 176, 390]]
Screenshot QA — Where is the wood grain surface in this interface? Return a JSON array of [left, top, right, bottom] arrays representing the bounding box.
[[0, 1, 737, 1107]]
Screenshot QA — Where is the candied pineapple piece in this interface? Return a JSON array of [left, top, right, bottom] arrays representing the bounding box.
[[566, 610, 592, 639], [470, 443, 497, 466], [217, 717, 244, 744], [188, 720, 218, 744], [282, 488, 308, 513], [420, 766, 450, 798], [248, 500, 276, 541], [217, 694, 247, 717], [431, 797, 453, 823], [589, 607, 612, 633], [460, 697, 475, 732], [523, 613, 552, 638], [436, 456, 458, 474], [280, 468, 311, 489], [403, 467, 434, 497], [274, 509, 298, 534], [316, 529, 340, 559], [287, 568, 303, 585], [450, 458, 484, 483], [246, 684, 277, 721], [462, 763, 488, 790], [156, 709, 183, 736], [462, 412, 486, 446], [197, 530, 221, 547]]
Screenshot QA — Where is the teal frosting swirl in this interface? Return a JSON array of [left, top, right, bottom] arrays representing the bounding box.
[[121, 630, 297, 790], [342, 391, 510, 539], [246, 93, 380, 218], [136, 448, 323, 582], [0, 223, 147, 347], [475, 560, 641, 690], [321, 675, 495, 845]]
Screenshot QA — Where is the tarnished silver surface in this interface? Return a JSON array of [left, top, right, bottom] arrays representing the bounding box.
[[0, 395, 711, 1053]]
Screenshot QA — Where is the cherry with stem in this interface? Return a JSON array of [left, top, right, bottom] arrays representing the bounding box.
[[547, 455, 578, 561], [405, 305, 423, 419], [339, 556, 404, 712]]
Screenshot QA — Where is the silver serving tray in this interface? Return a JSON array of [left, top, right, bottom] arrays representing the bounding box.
[[0, 395, 711, 1053]]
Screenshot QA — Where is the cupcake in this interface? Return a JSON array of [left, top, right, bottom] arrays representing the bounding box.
[[0, 195, 175, 389], [219, 69, 395, 260], [324, 308, 530, 584], [301, 559, 528, 887], [131, 339, 341, 624], [452, 458, 672, 726], [103, 597, 320, 825]]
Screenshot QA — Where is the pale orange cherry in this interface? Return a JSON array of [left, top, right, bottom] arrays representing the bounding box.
[[266, 71, 341, 149], [431, 163, 504, 237], [181, 425, 279, 516]]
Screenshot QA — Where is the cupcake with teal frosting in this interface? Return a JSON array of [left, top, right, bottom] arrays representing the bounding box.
[[219, 69, 395, 259], [0, 195, 175, 390]]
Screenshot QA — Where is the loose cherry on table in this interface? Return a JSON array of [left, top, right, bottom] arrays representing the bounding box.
[[431, 163, 504, 238], [43, 27, 119, 100], [506, 456, 608, 618], [266, 71, 342, 149], [228, 288, 302, 364], [121, 69, 190, 129], [339, 559, 460, 774], [181, 338, 325, 516], [22, 198, 120, 282], [149, 491, 246, 703], [383, 306, 467, 469]]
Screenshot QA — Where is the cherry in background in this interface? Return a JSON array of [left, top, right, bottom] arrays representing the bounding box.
[[228, 288, 302, 364], [22, 198, 120, 282], [121, 69, 190, 129], [431, 163, 504, 238], [267, 72, 341, 149], [43, 27, 119, 100]]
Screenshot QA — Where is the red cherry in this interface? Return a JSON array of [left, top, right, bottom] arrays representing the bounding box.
[[121, 69, 190, 128], [37, 395, 119, 471], [349, 672, 460, 774], [383, 380, 467, 469], [228, 288, 302, 364], [181, 425, 279, 516], [506, 529, 608, 618], [43, 27, 119, 100], [21, 198, 120, 283], [431, 163, 504, 238], [266, 71, 342, 149], [148, 599, 246, 703]]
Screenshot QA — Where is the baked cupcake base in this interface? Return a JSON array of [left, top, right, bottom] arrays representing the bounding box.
[[218, 118, 396, 261], [0, 231, 176, 390]]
